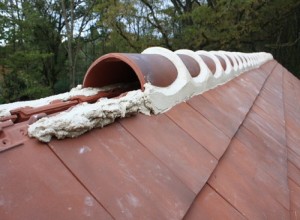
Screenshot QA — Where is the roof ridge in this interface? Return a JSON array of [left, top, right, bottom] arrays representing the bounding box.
[[26, 47, 273, 142]]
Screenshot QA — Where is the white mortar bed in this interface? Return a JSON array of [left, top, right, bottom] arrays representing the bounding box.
[[0, 83, 131, 118], [22, 47, 273, 142], [28, 90, 152, 142]]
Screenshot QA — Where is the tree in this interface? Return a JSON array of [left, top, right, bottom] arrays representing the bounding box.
[[0, 0, 68, 102], [0, 0, 299, 104], [60, 0, 99, 88], [93, 0, 299, 77]]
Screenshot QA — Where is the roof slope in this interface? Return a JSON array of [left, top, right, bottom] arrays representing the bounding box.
[[1, 58, 300, 219]]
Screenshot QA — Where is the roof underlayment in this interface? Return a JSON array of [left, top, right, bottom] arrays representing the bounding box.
[[0, 47, 300, 219]]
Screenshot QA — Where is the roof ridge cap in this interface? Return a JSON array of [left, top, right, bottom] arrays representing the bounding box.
[[26, 47, 273, 142]]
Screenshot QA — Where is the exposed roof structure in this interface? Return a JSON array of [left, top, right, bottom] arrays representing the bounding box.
[[0, 47, 299, 219]]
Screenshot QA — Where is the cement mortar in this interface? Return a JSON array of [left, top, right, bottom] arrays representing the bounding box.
[[28, 90, 152, 142], [0, 83, 130, 118], [27, 48, 273, 142]]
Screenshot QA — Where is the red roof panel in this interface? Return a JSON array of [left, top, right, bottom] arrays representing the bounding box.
[[0, 139, 112, 219], [184, 184, 245, 219], [166, 102, 230, 159], [1, 48, 300, 219], [120, 113, 217, 194], [207, 137, 290, 219], [49, 123, 195, 219]]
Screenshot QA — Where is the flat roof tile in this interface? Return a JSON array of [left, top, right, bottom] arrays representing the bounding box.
[[166, 102, 230, 160], [208, 138, 290, 219], [120, 113, 217, 194], [50, 123, 195, 219], [184, 184, 246, 220]]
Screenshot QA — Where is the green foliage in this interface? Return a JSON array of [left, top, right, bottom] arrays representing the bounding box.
[[95, 0, 299, 77], [0, 0, 67, 102], [0, 0, 299, 104], [0, 70, 52, 103]]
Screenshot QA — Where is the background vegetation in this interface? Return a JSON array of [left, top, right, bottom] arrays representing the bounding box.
[[0, 0, 299, 103]]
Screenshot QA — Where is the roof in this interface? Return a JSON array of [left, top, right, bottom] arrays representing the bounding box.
[[0, 47, 300, 219]]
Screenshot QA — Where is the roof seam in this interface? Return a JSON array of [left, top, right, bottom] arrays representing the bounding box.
[[288, 176, 300, 188], [117, 120, 198, 196], [252, 103, 285, 127], [185, 61, 275, 141], [164, 112, 218, 161], [184, 63, 276, 219], [261, 63, 291, 212], [186, 98, 231, 139], [282, 67, 293, 217], [210, 62, 292, 214], [217, 63, 276, 162], [234, 63, 287, 152], [207, 63, 286, 213], [206, 182, 249, 219], [46, 144, 115, 219], [238, 122, 285, 149], [288, 148, 300, 161], [234, 136, 290, 195]]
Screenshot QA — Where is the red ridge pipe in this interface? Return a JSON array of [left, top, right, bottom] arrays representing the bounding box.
[[83, 53, 201, 90]]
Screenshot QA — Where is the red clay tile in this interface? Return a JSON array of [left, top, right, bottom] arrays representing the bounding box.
[[184, 184, 246, 220], [83, 53, 179, 89], [49, 123, 195, 219], [208, 138, 290, 219], [187, 95, 237, 137], [2, 51, 300, 219], [287, 138, 300, 159], [288, 162, 300, 187], [284, 68, 300, 171], [283, 78, 300, 113], [258, 79, 283, 99], [201, 83, 251, 122], [243, 110, 286, 146], [254, 96, 285, 126], [259, 60, 277, 75], [120, 113, 217, 194], [166, 102, 230, 160], [286, 124, 300, 143], [288, 148, 300, 170], [227, 137, 289, 209], [188, 68, 268, 138], [235, 68, 269, 93], [259, 80, 284, 102], [252, 103, 285, 128], [0, 138, 112, 220], [284, 103, 300, 123], [289, 179, 300, 219], [235, 126, 287, 186]]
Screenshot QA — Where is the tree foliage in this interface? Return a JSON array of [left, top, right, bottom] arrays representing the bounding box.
[[0, 0, 299, 103]]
